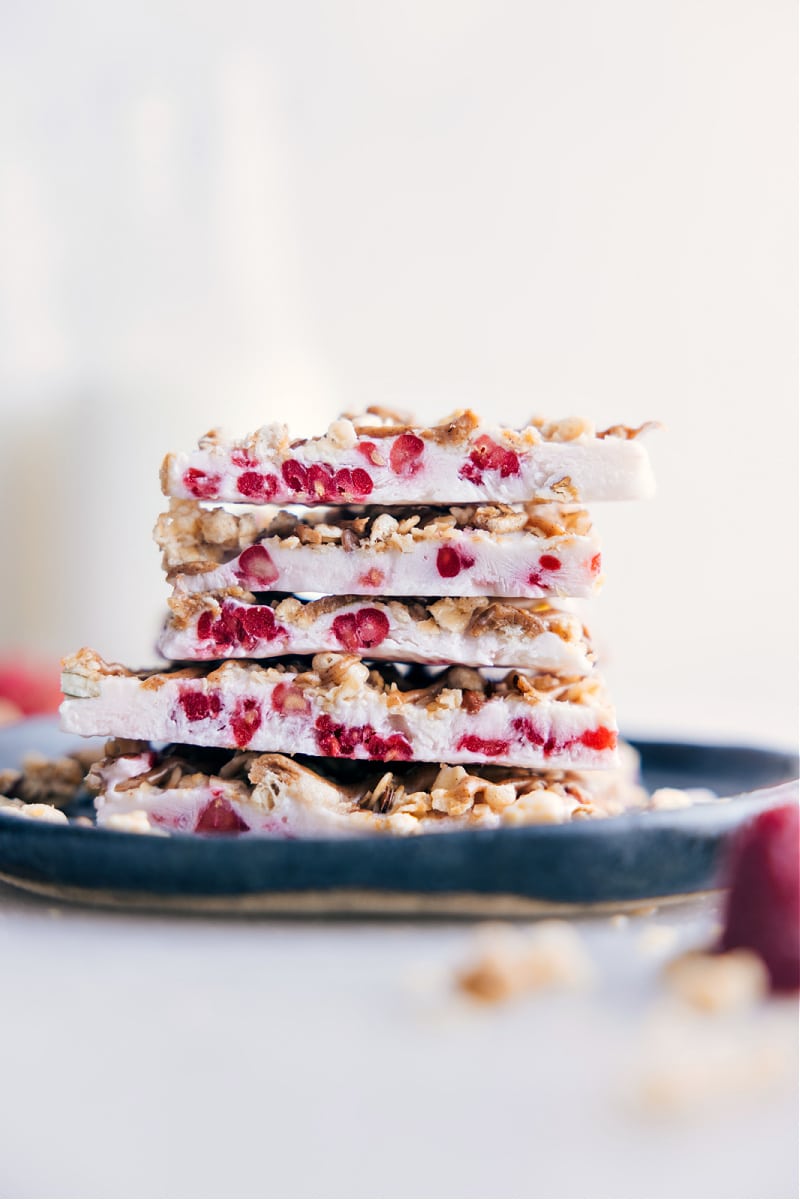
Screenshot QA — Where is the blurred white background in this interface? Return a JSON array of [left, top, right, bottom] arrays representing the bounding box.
[[0, 0, 796, 746]]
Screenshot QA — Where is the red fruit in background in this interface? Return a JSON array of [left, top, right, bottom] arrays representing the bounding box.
[[721, 804, 800, 992], [0, 660, 62, 719]]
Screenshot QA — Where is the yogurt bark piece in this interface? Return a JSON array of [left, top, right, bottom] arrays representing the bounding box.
[[162, 408, 656, 506], [156, 501, 603, 600], [88, 741, 646, 837], [158, 590, 595, 673], [61, 650, 618, 769]]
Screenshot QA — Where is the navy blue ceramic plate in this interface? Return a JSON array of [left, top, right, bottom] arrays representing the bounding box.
[[0, 718, 796, 914]]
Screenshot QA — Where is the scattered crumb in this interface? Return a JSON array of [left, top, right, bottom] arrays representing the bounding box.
[[635, 1007, 787, 1113], [636, 925, 678, 957], [456, 921, 593, 1003], [629, 904, 658, 918], [650, 787, 693, 810], [0, 797, 68, 824], [663, 948, 769, 1012], [103, 810, 164, 835]]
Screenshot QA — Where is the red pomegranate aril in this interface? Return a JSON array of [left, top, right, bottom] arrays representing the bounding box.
[[231, 449, 258, 469], [351, 467, 374, 496], [436, 546, 463, 578], [368, 732, 413, 761], [357, 442, 384, 467], [236, 544, 279, 586], [197, 611, 214, 640], [458, 460, 484, 485], [183, 468, 221, 499], [230, 697, 262, 747], [331, 613, 360, 652], [240, 606, 281, 641], [539, 554, 561, 572], [237, 471, 278, 502], [308, 463, 335, 499], [580, 727, 617, 751], [355, 608, 390, 648], [195, 795, 250, 834], [721, 804, 799, 992], [498, 449, 520, 477], [590, 553, 602, 576], [389, 433, 424, 476], [281, 459, 309, 493], [178, 690, 222, 722], [332, 468, 355, 499], [270, 682, 310, 714], [457, 735, 510, 757], [512, 717, 545, 747]]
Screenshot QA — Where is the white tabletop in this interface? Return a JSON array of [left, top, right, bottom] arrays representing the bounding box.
[[0, 882, 796, 1200]]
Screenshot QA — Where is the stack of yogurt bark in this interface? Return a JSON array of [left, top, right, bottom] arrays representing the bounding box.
[[60, 409, 656, 836]]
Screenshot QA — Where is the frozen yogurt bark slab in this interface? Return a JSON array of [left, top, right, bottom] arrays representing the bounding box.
[[60, 650, 618, 769], [158, 591, 595, 672], [88, 741, 644, 837], [162, 408, 656, 506], [156, 501, 603, 600]]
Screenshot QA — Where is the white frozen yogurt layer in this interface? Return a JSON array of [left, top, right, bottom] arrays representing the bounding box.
[[61, 650, 618, 770], [157, 592, 595, 672], [162, 409, 656, 506]]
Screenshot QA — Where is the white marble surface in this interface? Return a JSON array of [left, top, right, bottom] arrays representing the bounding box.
[[0, 884, 796, 1200]]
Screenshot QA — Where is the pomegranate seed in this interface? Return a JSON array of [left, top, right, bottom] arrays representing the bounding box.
[[367, 732, 413, 761], [437, 546, 463, 578], [539, 554, 562, 572], [195, 794, 250, 834], [235, 544, 279, 587], [590, 553, 602, 576], [331, 613, 360, 652], [231, 449, 258, 468], [458, 460, 484, 485], [355, 608, 390, 648], [357, 441, 385, 467], [308, 463, 335, 500], [197, 611, 214, 640], [211, 603, 244, 649], [178, 690, 222, 722], [240, 606, 281, 641], [332, 468, 355, 500], [281, 459, 309, 493], [183, 468, 221, 499], [512, 717, 545, 746], [457, 735, 510, 757], [498, 449, 520, 477], [230, 697, 262, 747], [270, 681, 310, 714], [721, 805, 799, 992], [358, 568, 385, 590], [237, 471, 278, 502], [351, 467, 374, 496], [580, 727, 617, 751], [389, 433, 424, 476]]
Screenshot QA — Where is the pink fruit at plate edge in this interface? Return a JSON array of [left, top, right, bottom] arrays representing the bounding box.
[[720, 804, 799, 992], [0, 660, 62, 718]]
